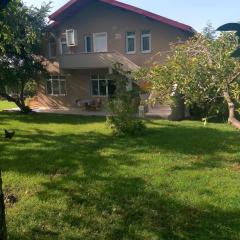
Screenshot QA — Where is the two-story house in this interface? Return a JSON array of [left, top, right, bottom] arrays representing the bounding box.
[[37, 0, 194, 114]]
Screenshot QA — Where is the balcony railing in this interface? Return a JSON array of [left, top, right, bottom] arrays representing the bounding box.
[[59, 52, 139, 71]]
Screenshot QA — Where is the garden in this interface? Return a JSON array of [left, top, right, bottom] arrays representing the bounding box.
[[1, 1, 240, 239]]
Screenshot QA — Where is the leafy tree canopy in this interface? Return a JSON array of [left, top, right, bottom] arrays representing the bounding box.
[[0, 0, 50, 112], [136, 32, 240, 128]]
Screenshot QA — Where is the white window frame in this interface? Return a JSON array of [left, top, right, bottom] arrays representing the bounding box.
[[66, 29, 77, 47], [84, 34, 93, 53], [90, 73, 110, 97], [93, 32, 108, 53], [126, 32, 136, 54], [46, 76, 67, 96], [141, 30, 151, 53]]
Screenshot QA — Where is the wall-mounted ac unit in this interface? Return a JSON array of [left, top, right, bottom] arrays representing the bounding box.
[[66, 29, 77, 47]]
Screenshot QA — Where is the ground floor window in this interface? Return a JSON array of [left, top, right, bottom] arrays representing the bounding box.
[[46, 76, 67, 96], [91, 73, 115, 96]]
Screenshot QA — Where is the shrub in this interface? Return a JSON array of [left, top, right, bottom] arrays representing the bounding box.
[[106, 63, 146, 136]]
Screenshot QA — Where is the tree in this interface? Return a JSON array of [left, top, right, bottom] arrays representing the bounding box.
[[0, 171, 7, 240], [202, 22, 217, 40], [0, 0, 50, 113], [136, 33, 240, 129], [217, 23, 240, 57]]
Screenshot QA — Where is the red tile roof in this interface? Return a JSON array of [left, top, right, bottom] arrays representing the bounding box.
[[49, 0, 194, 33]]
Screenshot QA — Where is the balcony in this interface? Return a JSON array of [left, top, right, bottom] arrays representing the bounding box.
[[59, 52, 139, 71]]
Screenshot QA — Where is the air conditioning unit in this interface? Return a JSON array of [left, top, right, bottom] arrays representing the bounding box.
[[66, 29, 77, 47]]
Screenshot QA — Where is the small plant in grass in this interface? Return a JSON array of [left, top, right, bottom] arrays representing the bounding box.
[[106, 63, 145, 136]]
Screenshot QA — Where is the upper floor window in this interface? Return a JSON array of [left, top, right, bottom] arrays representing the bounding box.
[[46, 76, 67, 96], [91, 73, 115, 96], [60, 35, 68, 55], [84, 35, 92, 53], [48, 38, 57, 58], [66, 29, 77, 47], [93, 32, 108, 52], [141, 30, 151, 53], [126, 32, 136, 54]]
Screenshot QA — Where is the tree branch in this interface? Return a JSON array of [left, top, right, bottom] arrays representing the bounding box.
[[228, 70, 240, 84]]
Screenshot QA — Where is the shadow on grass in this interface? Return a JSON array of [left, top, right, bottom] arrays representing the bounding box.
[[10, 175, 240, 239], [1, 125, 239, 175], [1, 114, 240, 239]]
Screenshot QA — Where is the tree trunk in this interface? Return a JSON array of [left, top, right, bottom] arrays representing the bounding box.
[[0, 170, 7, 240], [223, 91, 240, 129], [14, 100, 32, 114], [0, 92, 32, 114]]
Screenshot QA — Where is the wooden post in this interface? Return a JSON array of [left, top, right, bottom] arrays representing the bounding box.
[[0, 170, 7, 240]]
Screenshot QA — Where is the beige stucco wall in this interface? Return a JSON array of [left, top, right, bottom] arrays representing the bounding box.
[[52, 1, 191, 66], [39, 1, 192, 108], [38, 68, 108, 108]]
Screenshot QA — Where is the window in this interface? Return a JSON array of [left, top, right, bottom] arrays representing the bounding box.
[[91, 73, 115, 96], [141, 30, 151, 53], [93, 32, 108, 52], [126, 32, 136, 54], [84, 35, 92, 53], [66, 29, 77, 47], [48, 38, 57, 58], [60, 36, 68, 55], [46, 76, 67, 96]]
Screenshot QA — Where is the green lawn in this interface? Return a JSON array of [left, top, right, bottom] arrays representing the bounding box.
[[0, 100, 16, 111], [0, 107, 240, 239]]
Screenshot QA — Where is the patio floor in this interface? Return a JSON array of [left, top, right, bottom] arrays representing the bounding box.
[[36, 108, 108, 116], [4, 107, 170, 119]]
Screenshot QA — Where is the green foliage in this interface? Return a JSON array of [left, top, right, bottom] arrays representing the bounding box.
[[1, 111, 240, 239], [106, 63, 145, 135], [137, 32, 240, 119], [202, 22, 216, 40], [0, 0, 50, 112], [24, 80, 37, 98], [217, 22, 240, 61]]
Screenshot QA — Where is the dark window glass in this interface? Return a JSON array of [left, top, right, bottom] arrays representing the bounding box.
[[46, 81, 52, 95], [52, 80, 60, 95], [127, 32, 135, 37], [142, 30, 150, 35], [47, 77, 66, 95], [99, 80, 107, 96], [128, 38, 135, 52], [141, 31, 151, 52], [85, 35, 92, 53], [126, 32, 135, 53], [142, 36, 150, 51], [92, 80, 99, 95]]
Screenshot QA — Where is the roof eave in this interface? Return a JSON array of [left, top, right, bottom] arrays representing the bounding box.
[[49, 0, 195, 33]]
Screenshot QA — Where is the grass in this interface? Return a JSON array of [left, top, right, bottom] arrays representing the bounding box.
[[0, 103, 240, 239], [0, 100, 16, 111]]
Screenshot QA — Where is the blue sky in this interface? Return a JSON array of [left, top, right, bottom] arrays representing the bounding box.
[[23, 0, 240, 31]]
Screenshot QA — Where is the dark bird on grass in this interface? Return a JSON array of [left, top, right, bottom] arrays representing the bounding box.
[[4, 129, 15, 139]]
